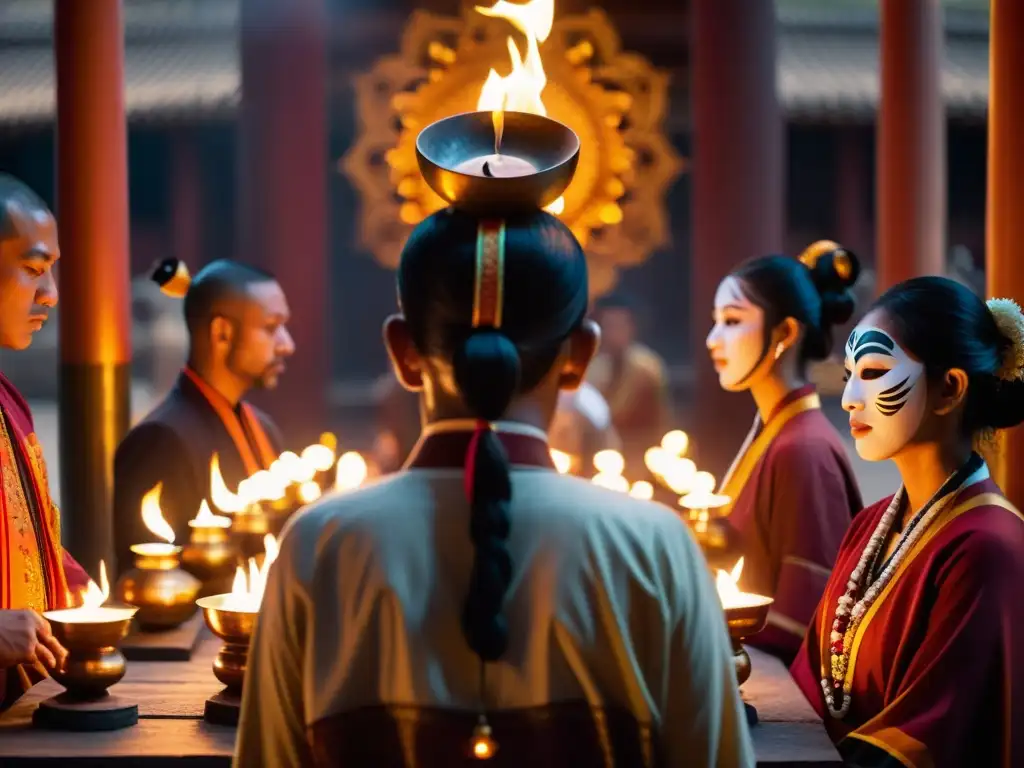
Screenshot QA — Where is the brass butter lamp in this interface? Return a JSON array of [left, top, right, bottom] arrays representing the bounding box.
[[181, 499, 237, 597], [34, 562, 140, 731], [114, 483, 201, 630], [416, 110, 579, 213]]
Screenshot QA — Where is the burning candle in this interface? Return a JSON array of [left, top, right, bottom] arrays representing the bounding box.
[[210, 453, 247, 514], [628, 480, 654, 500], [133, 482, 180, 557], [453, 153, 537, 178], [189, 499, 231, 529], [678, 471, 729, 513], [45, 561, 136, 625], [715, 558, 773, 611], [211, 534, 280, 614], [660, 429, 690, 457]]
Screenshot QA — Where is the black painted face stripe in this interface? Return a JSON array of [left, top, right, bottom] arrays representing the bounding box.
[[877, 377, 911, 401], [851, 330, 897, 363], [875, 376, 916, 416], [877, 401, 906, 416]]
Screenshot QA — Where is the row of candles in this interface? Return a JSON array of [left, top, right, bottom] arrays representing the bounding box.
[[37, 430, 772, 725]]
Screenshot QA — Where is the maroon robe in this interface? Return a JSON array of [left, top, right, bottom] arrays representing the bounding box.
[[0, 373, 89, 711], [791, 475, 1024, 768], [722, 385, 861, 664]]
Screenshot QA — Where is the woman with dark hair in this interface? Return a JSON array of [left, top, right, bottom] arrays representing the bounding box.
[[791, 276, 1024, 767], [236, 123, 752, 766], [705, 241, 863, 664]]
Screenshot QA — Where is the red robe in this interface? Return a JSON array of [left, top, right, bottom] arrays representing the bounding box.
[[720, 385, 861, 664], [0, 373, 89, 710], [791, 475, 1024, 768]]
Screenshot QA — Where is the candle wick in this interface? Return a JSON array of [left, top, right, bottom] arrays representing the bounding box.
[[482, 160, 495, 178]]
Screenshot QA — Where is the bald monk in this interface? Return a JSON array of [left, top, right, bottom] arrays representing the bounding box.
[[113, 259, 292, 575], [0, 174, 89, 711]]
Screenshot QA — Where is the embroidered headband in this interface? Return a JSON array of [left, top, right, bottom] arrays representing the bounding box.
[[473, 220, 507, 329]]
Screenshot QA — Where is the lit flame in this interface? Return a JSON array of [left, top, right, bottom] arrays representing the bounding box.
[[188, 499, 231, 529], [549, 448, 572, 474], [271, 451, 315, 485], [301, 443, 337, 473], [210, 454, 246, 513], [592, 449, 625, 476], [628, 480, 654, 500], [298, 481, 322, 504], [660, 430, 690, 457], [44, 561, 136, 624], [715, 558, 772, 610], [591, 473, 629, 493], [474, 0, 563, 215], [141, 483, 175, 544], [241, 469, 288, 504], [335, 451, 368, 492], [222, 534, 280, 613]]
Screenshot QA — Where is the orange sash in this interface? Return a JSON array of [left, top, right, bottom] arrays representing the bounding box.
[[182, 367, 277, 475], [0, 412, 70, 611]]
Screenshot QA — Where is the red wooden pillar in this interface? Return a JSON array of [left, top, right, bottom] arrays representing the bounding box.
[[54, 0, 132, 571], [690, 0, 784, 476], [987, 0, 1024, 508], [238, 0, 329, 447], [876, 0, 945, 293]]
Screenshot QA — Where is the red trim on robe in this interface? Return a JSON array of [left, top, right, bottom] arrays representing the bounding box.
[[790, 477, 1024, 768], [406, 428, 555, 472]]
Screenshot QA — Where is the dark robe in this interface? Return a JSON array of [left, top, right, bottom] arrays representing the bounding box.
[[113, 368, 283, 576], [791, 474, 1024, 768], [0, 373, 89, 711], [720, 385, 861, 664]]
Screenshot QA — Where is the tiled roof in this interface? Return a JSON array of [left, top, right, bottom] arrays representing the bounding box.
[[0, 0, 989, 128]]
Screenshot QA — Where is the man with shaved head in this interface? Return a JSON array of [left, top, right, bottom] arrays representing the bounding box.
[[0, 174, 90, 710], [113, 258, 294, 576]]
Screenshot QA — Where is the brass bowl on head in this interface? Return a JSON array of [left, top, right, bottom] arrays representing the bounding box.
[[723, 597, 774, 686], [182, 523, 238, 595], [196, 594, 259, 693], [115, 545, 202, 631], [43, 606, 138, 699], [416, 111, 580, 213]]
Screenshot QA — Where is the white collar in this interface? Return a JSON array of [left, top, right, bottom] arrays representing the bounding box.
[[419, 419, 549, 443]]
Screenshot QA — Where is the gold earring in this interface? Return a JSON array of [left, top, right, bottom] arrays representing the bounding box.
[[774, 342, 785, 361]]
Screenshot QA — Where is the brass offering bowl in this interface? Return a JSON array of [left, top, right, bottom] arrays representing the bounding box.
[[115, 544, 201, 631], [196, 594, 259, 693], [182, 523, 238, 597], [723, 597, 774, 686], [43, 606, 138, 699], [416, 111, 579, 213], [231, 506, 285, 559]]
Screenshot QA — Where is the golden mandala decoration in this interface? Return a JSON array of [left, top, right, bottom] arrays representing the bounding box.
[[342, 7, 685, 298]]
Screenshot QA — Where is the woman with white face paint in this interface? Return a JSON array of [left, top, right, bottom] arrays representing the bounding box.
[[705, 241, 863, 664], [791, 276, 1024, 768]]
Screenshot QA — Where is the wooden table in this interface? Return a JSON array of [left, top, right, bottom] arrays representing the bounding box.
[[0, 634, 839, 766]]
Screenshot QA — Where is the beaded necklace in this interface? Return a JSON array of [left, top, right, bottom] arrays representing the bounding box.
[[821, 454, 982, 719]]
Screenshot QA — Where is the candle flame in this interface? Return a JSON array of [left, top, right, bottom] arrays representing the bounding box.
[[301, 443, 337, 473], [223, 534, 280, 612], [592, 449, 625, 477], [141, 483, 175, 544], [628, 480, 654, 500], [80, 560, 110, 608], [715, 557, 772, 610], [298, 480, 322, 504], [44, 560, 136, 624], [210, 454, 246, 513], [660, 429, 690, 457], [188, 499, 231, 528], [549, 448, 572, 474], [474, 0, 564, 215]]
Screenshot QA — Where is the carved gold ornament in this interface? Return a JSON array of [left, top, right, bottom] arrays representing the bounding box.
[[341, 2, 684, 297]]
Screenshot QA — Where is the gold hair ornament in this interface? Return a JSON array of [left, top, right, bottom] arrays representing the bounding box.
[[798, 239, 853, 282], [150, 258, 192, 299]]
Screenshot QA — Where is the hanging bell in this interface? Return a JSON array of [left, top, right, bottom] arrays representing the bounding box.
[[469, 714, 498, 760]]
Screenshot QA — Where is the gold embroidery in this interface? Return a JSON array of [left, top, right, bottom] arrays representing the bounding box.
[[0, 415, 46, 611]]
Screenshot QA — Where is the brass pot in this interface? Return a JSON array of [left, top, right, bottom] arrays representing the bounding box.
[[181, 523, 238, 593], [723, 598, 773, 686], [115, 545, 201, 631], [196, 594, 259, 693], [43, 606, 137, 699]]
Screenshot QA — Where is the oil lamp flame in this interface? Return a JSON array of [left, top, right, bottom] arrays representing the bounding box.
[[716, 558, 772, 610], [141, 482, 176, 545], [189, 499, 231, 529], [660, 429, 690, 457], [44, 561, 136, 624], [474, 0, 563, 215], [220, 534, 280, 613], [549, 448, 572, 474], [210, 453, 246, 513], [592, 449, 624, 476], [301, 443, 336, 473], [335, 451, 368, 492]]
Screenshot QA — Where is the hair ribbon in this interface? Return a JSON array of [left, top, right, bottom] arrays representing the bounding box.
[[472, 220, 506, 329]]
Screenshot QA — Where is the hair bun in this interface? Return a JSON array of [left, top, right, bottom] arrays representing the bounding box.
[[452, 330, 521, 422], [798, 240, 861, 327], [986, 298, 1024, 382]]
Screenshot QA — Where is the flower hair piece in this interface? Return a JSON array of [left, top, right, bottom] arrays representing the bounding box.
[[986, 298, 1024, 382]]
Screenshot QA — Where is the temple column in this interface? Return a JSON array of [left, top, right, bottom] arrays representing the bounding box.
[[690, 0, 784, 476], [54, 0, 132, 570], [875, 0, 945, 293], [986, 0, 1024, 508], [238, 0, 329, 447]]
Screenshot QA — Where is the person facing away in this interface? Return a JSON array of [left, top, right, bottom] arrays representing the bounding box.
[[236, 207, 754, 767], [585, 294, 672, 473], [0, 174, 90, 710], [113, 258, 292, 576], [791, 276, 1024, 768], [704, 242, 863, 665]]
